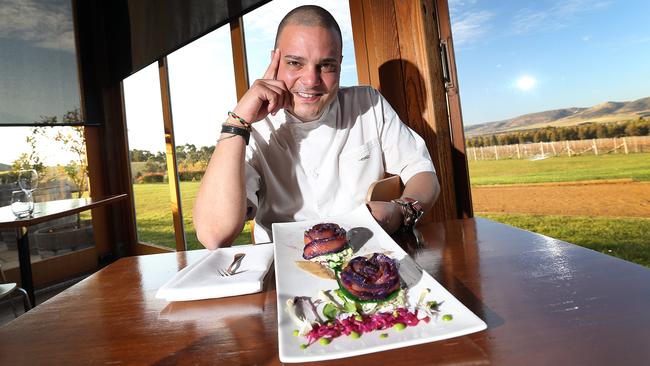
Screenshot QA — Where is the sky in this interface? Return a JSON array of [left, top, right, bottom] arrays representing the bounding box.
[[1, 0, 649, 165], [449, 0, 650, 124]]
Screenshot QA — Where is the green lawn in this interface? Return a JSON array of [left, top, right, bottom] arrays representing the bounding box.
[[129, 153, 650, 267], [469, 152, 650, 185], [480, 213, 650, 268], [132, 182, 251, 250]]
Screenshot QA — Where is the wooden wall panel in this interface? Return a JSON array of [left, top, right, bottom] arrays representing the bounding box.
[[350, 0, 461, 221]]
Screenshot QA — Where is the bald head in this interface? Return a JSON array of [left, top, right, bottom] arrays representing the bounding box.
[[274, 5, 342, 51]]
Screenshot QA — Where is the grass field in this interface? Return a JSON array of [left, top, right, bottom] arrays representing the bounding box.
[[469, 152, 650, 185], [132, 182, 251, 250], [130, 153, 650, 267], [470, 152, 650, 268]]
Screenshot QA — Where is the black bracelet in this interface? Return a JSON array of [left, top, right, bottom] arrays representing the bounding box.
[[220, 124, 250, 145]]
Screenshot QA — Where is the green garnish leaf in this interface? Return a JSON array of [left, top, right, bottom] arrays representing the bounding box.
[[323, 303, 339, 320], [343, 300, 357, 313]]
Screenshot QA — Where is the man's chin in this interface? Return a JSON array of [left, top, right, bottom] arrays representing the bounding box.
[[289, 107, 323, 122]]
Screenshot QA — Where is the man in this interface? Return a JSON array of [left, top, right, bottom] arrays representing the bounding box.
[[194, 5, 439, 249]]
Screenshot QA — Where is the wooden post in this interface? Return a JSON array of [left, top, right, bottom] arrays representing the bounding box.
[[623, 137, 629, 154], [550, 141, 557, 156], [516, 144, 521, 159], [480, 146, 484, 160], [494, 145, 499, 160], [566, 140, 572, 157], [540, 142, 544, 156], [473, 147, 477, 161], [613, 137, 618, 154], [593, 139, 598, 155]]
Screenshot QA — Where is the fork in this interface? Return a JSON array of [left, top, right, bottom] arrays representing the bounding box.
[[217, 253, 246, 276]]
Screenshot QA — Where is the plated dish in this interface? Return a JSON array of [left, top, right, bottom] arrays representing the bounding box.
[[272, 204, 487, 363]]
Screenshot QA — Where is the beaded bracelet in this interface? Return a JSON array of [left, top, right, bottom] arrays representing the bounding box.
[[227, 111, 251, 130]]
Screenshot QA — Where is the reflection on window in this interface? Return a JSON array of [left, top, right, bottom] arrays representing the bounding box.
[[243, 1, 358, 87], [0, 124, 93, 269], [0, 0, 80, 125], [123, 63, 176, 249], [167, 26, 250, 249]]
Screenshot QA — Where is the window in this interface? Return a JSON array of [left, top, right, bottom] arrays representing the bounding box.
[[449, 0, 650, 266], [123, 62, 177, 249]]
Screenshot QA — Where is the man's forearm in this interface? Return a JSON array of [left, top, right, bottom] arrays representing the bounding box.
[[402, 171, 440, 213], [193, 134, 248, 249]]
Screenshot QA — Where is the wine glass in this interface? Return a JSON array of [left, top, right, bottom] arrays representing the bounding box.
[[18, 169, 39, 193], [10, 190, 34, 219]]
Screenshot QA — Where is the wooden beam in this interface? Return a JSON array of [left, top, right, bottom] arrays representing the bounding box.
[[230, 18, 250, 99], [158, 57, 187, 251], [435, 0, 473, 218]]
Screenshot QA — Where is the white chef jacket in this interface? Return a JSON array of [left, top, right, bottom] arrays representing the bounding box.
[[245, 86, 435, 242]]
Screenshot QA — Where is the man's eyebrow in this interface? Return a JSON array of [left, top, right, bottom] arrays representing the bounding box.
[[284, 55, 305, 62], [283, 55, 339, 63]]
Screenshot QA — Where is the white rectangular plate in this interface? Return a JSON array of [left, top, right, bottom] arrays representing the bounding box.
[[272, 205, 487, 363]]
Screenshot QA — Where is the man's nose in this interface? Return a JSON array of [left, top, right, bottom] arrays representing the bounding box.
[[300, 66, 321, 87]]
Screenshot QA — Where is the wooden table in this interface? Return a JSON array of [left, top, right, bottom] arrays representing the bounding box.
[[1, 217, 649, 365], [0, 194, 127, 305]]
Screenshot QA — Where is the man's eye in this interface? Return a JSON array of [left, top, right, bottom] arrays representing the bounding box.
[[287, 61, 301, 67], [321, 64, 337, 72]]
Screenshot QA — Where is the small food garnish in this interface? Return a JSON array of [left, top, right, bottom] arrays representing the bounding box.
[[295, 261, 335, 279], [319, 338, 331, 345], [442, 314, 453, 321], [393, 323, 406, 331], [380, 333, 389, 339], [350, 331, 361, 339]]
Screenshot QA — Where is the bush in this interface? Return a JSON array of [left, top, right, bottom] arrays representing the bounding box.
[[138, 173, 165, 183], [178, 170, 205, 181]]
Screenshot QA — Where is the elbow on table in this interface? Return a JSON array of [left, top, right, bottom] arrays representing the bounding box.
[[195, 222, 243, 250]]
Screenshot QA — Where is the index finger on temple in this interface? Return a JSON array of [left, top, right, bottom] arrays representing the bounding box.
[[263, 48, 280, 80]]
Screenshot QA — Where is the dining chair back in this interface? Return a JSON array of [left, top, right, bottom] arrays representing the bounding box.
[[0, 263, 32, 317]]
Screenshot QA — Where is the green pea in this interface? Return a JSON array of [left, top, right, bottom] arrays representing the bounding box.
[[380, 333, 389, 339], [293, 330, 299, 336], [350, 331, 361, 339], [393, 323, 406, 331], [442, 314, 453, 321], [319, 338, 331, 345]]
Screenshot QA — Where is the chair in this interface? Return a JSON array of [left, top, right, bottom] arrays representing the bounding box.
[[366, 174, 402, 202], [0, 263, 32, 317]]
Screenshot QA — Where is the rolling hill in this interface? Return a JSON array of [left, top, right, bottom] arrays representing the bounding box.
[[0, 163, 11, 171], [465, 96, 650, 136]]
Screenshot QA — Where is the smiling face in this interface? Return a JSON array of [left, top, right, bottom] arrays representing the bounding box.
[[276, 24, 342, 122]]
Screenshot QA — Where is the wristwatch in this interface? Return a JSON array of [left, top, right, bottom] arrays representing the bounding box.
[[391, 197, 424, 232]]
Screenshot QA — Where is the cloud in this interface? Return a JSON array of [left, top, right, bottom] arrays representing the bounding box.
[[0, 0, 75, 52], [512, 0, 612, 35], [450, 10, 494, 46]]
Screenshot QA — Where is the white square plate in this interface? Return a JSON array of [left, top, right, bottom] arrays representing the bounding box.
[[272, 205, 487, 363]]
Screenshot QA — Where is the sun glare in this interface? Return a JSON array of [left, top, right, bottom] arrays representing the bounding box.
[[515, 75, 537, 91]]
